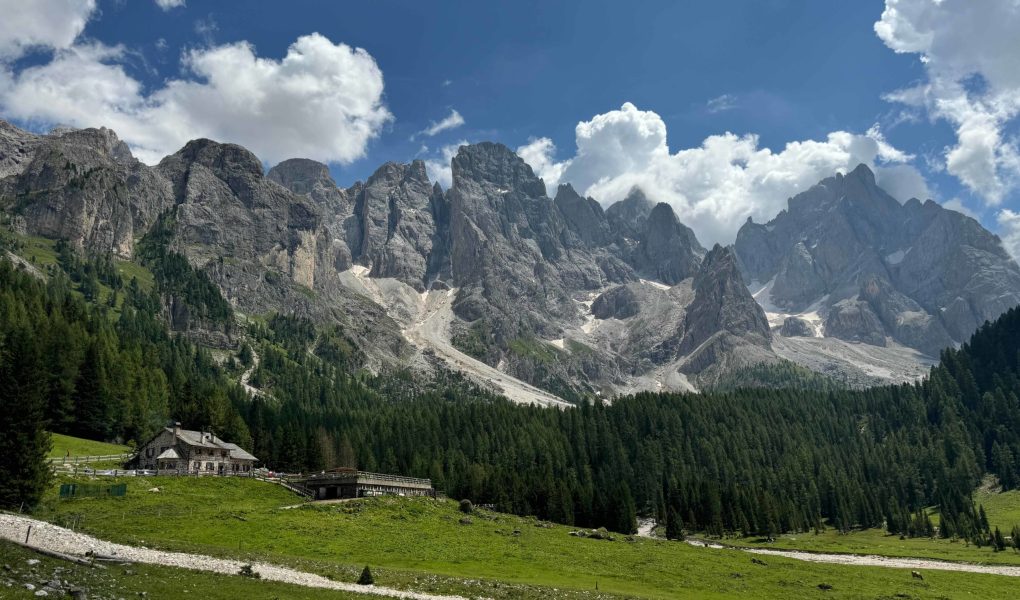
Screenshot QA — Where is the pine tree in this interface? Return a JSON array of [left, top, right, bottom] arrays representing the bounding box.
[[993, 527, 1006, 552], [665, 507, 684, 541], [0, 326, 52, 509]]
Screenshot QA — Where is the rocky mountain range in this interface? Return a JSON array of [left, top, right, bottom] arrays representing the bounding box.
[[734, 164, 1020, 377], [3, 120, 1020, 402]]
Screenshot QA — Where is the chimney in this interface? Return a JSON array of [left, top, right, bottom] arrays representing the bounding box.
[[174, 422, 181, 439]]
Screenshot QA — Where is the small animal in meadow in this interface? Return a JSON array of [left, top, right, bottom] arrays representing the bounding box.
[[911, 570, 924, 580]]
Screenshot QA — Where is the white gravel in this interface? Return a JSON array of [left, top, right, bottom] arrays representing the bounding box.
[[1, 513, 468, 599]]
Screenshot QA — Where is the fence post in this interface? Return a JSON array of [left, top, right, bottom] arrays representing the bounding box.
[[25, 525, 31, 543]]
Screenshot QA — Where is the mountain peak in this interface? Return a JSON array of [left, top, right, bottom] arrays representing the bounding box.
[[451, 142, 546, 197], [847, 162, 876, 186], [166, 138, 264, 179]]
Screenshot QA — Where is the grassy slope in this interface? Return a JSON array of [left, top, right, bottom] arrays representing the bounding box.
[[47, 433, 131, 459], [975, 488, 1020, 532], [32, 476, 1020, 600], [728, 527, 1020, 566], [0, 540, 372, 599], [728, 488, 1020, 566]]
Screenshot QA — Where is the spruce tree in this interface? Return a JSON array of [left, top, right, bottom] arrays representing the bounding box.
[[0, 326, 52, 509]]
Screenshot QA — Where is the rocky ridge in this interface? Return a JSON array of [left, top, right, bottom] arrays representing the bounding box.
[[735, 164, 1020, 358], [5, 119, 1017, 401]]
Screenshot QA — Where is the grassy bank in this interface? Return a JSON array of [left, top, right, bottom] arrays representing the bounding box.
[[31, 476, 1020, 599], [47, 433, 131, 459]]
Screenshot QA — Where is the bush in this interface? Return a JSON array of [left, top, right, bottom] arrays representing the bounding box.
[[357, 565, 374, 585], [238, 564, 260, 579], [459, 499, 473, 514]]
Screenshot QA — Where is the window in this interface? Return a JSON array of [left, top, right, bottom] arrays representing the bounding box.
[[206, 462, 214, 471]]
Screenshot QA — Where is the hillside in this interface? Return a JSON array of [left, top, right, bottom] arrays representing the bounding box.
[[18, 477, 1020, 599], [6, 245, 1020, 543]]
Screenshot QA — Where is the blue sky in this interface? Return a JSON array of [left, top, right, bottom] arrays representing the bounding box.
[[2, 0, 1019, 251]]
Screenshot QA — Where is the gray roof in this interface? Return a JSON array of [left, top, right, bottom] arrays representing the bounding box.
[[165, 427, 258, 462], [220, 442, 257, 462], [156, 448, 180, 460]]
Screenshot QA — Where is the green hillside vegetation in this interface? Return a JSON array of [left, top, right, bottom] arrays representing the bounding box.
[[728, 485, 1020, 564], [977, 488, 1020, 532], [5, 236, 1020, 547], [47, 433, 130, 459], [33, 476, 1020, 600]]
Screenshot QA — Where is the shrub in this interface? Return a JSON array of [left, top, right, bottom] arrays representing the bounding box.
[[459, 499, 473, 514], [357, 565, 374, 585], [238, 564, 260, 579]]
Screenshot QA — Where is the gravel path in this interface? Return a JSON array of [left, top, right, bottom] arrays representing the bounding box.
[[684, 538, 1020, 577], [0, 514, 468, 600]]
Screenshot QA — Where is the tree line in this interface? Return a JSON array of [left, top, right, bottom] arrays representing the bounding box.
[[3, 243, 1020, 543]]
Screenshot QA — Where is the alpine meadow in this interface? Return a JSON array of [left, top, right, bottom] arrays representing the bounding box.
[[4, 1, 1020, 599]]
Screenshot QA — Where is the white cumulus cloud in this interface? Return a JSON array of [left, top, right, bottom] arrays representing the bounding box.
[[875, 0, 1020, 205], [997, 209, 1020, 262], [418, 109, 465, 138], [522, 102, 929, 246], [0, 31, 392, 165], [0, 0, 95, 60]]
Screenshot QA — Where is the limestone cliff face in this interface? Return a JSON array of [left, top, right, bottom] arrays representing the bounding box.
[[734, 163, 1020, 356], [155, 139, 409, 367], [10, 119, 1014, 397], [676, 245, 773, 377], [354, 160, 446, 291], [1, 125, 173, 257]]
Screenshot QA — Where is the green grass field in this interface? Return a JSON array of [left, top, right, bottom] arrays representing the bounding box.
[[975, 487, 1020, 532], [0, 540, 374, 599], [31, 476, 1020, 599], [726, 486, 1020, 567], [728, 526, 1020, 566], [47, 433, 131, 459]]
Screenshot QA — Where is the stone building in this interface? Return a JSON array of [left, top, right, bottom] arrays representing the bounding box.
[[135, 423, 257, 475]]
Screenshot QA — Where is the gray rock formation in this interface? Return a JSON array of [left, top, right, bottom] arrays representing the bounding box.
[[1, 125, 173, 257], [636, 202, 705, 285], [354, 160, 446, 290], [735, 163, 1020, 357], [17, 119, 1009, 397], [779, 317, 814, 337], [268, 157, 357, 271], [677, 245, 772, 376]]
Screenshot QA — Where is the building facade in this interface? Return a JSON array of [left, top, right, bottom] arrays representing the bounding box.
[[300, 469, 434, 500], [135, 423, 257, 475]]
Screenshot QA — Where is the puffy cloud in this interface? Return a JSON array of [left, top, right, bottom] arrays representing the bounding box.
[[0, 0, 95, 59], [155, 0, 186, 9], [516, 137, 567, 189], [523, 103, 929, 246], [0, 33, 392, 165], [997, 209, 1020, 262], [875, 0, 1020, 205], [418, 109, 464, 137]]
